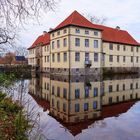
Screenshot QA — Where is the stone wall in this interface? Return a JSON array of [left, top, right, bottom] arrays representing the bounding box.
[[103, 67, 140, 75], [32, 66, 140, 75], [49, 68, 102, 76]]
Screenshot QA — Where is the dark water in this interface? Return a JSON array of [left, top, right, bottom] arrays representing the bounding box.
[[5, 74, 140, 140]]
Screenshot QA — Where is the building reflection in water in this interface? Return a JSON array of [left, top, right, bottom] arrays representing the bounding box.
[[28, 74, 140, 136]]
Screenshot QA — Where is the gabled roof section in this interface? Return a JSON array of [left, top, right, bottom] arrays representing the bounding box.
[[28, 33, 50, 50], [94, 24, 140, 46], [51, 10, 140, 46], [51, 10, 102, 31]]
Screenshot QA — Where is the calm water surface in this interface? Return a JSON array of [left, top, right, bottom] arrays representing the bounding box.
[[10, 74, 140, 140]]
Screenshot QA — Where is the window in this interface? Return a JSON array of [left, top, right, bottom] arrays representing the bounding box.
[[117, 56, 119, 62], [130, 83, 133, 90], [137, 47, 139, 52], [85, 53, 89, 61], [123, 56, 125, 62], [116, 96, 119, 102], [75, 103, 80, 112], [44, 46, 46, 52], [136, 57, 139, 63], [63, 88, 67, 99], [52, 41, 55, 49], [131, 47, 133, 52], [117, 45, 120, 51], [131, 56, 133, 63], [109, 55, 113, 62], [136, 83, 138, 89], [75, 52, 80, 61], [123, 84, 125, 90], [75, 38, 80, 46], [123, 95, 125, 101], [85, 30, 89, 34], [94, 53, 98, 62], [47, 56, 49, 62], [109, 97, 112, 104], [93, 101, 97, 109], [63, 103, 66, 112], [52, 86, 55, 95], [84, 103, 89, 111], [109, 85, 113, 92], [75, 89, 80, 99], [63, 38, 67, 47], [63, 29, 67, 34], [47, 46, 49, 52], [44, 56, 46, 62], [109, 43, 113, 50], [57, 31, 60, 35], [47, 83, 49, 90], [93, 88, 98, 97], [85, 87, 89, 98], [94, 40, 98, 48], [57, 87, 60, 97], [57, 53, 60, 62], [52, 33, 54, 37], [57, 40, 60, 48], [75, 28, 80, 33], [116, 84, 119, 91], [123, 45, 126, 51], [44, 82, 46, 89], [63, 52, 67, 62], [85, 39, 89, 47], [94, 31, 98, 36], [57, 101, 60, 110], [52, 54, 55, 62]]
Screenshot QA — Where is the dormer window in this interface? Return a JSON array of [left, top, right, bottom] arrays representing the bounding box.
[[75, 28, 80, 33]]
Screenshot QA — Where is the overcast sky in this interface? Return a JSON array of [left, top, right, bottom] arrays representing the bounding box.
[[19, 0, 140, 48]]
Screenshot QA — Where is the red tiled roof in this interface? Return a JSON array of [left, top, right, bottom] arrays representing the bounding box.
[[94, 24, 140, 46], [51, 10, 140, 46], [28, 11, 140, 49], [28, 33, 50, 50], [53, 10, 102, 31], [102, 100, 136, 118]]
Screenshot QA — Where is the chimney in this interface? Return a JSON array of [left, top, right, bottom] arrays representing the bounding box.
[[116, 26, 120, 30], [49, 28, 54, 31], [43, 31, 47, 35]]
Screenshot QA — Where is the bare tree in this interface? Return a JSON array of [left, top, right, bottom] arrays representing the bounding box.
[[0, 0, 59, 47], [85, 13, 107, 25], [3, 52, 15, 65], [15, 46, 28, 57]]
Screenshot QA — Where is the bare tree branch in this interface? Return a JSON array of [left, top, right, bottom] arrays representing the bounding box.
[[0, 0, 59, 48], [84, 13, 108, 25]]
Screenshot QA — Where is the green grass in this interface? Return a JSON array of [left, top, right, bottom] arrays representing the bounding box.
[[0, 92, 30, 140], [0, 73, 16, 87]]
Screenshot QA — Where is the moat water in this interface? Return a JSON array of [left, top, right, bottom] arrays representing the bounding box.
[[5, 74, 140, 140]]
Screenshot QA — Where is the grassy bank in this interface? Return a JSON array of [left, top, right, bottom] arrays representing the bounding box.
[[0, 92, 30, 140], [0, 73, 16, 87], [0, 73, 31, 140]]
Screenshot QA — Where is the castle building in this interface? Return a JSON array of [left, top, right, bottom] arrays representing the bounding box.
[[28, 11, 140, 75]]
